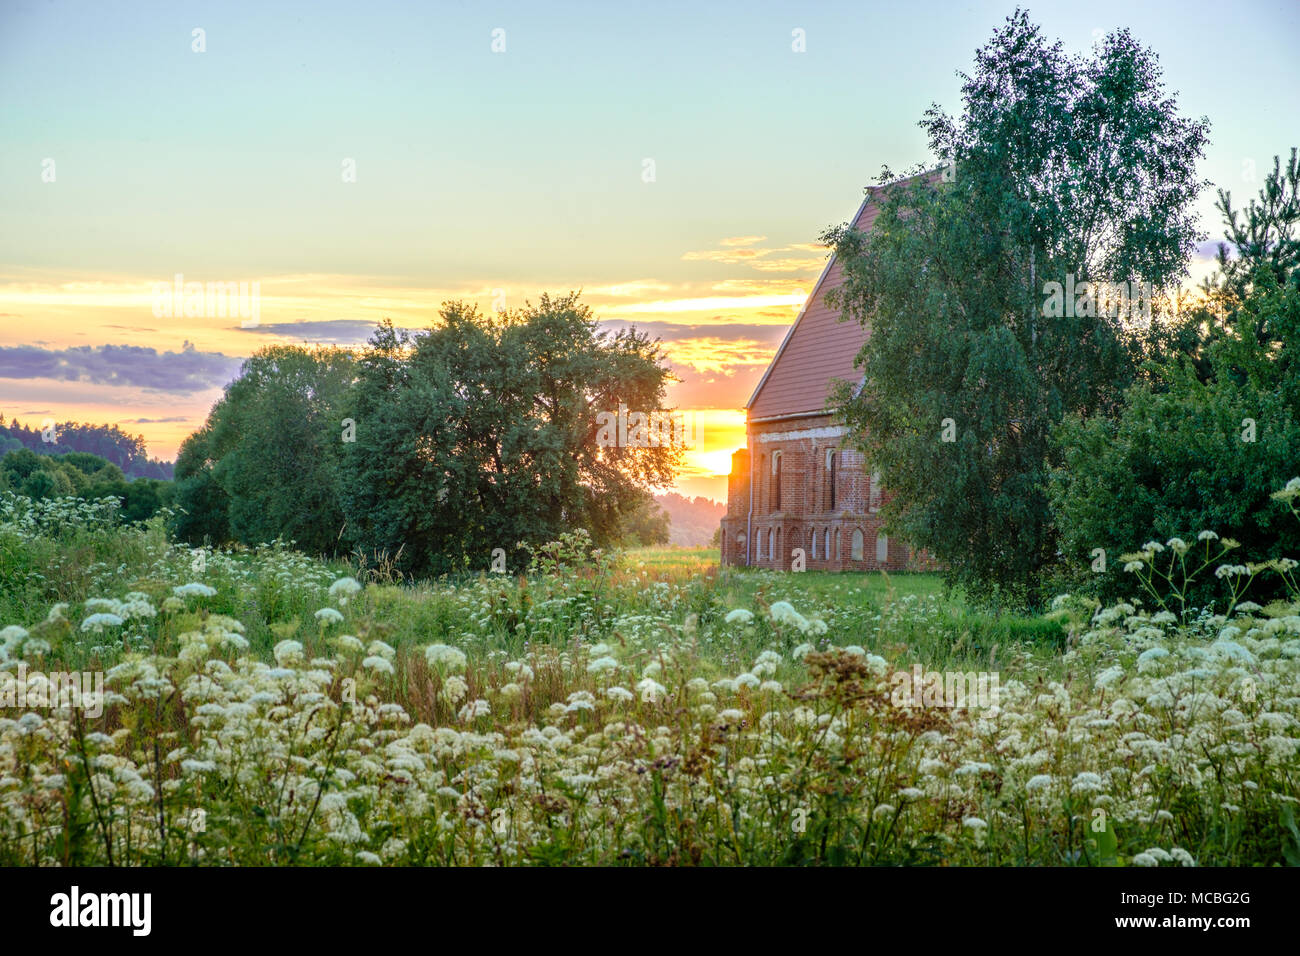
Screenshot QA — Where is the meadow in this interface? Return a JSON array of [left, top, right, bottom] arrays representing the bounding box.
[[1, 491, 1298, 866]]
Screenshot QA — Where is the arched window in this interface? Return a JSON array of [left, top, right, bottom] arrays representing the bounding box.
[[851, 528, 864, 561], [869, 471, 882, 513], [774, 527, 781, 564], [771, 451, 783, 511], [810, 528, 818, 560], [876, 533, 889, 563], [825, 450, 837, 510], [834, 528, 841, 560]]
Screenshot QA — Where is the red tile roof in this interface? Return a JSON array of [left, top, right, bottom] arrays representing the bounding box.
[[747, 170, 942, 421]]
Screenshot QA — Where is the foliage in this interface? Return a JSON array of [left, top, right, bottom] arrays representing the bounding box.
[[0, 415, 171, 480], [614, 495, 671, 547], [339, 294, 679, 577], [171, 346, 356, 556], [824, 10, 1209, 609], [0, 448, 173, 524], [1051, 150, 1300, 605]]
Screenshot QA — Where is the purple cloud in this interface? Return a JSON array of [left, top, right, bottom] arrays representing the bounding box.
[[0, 344, 244, 393], [598, 320, 790, 346], [236, 319, 380, 345]]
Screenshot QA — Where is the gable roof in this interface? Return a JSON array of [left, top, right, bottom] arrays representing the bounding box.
[[747, 169, 942, 421]]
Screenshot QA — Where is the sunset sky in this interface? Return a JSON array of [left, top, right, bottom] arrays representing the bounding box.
[[1, 0, 1295, 501]]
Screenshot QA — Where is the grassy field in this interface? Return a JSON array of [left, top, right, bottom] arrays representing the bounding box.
[[1, 495, 1298, 866]]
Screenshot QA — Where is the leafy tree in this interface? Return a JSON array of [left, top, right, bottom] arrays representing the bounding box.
[[341, 293, 679, 576], [1051, 150, 1300, 605], [171, 424, 231, 545], [172, 346, 356, 554], [823, 10, 1209, 606], [615, 495, 671, 547]]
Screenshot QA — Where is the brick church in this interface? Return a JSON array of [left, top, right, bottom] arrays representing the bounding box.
[[719, 173, 935, 571]]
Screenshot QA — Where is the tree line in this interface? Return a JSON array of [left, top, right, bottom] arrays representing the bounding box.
[[0, 418, 173, 480]]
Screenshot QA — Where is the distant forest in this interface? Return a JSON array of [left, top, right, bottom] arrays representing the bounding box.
[[654, 492, 725, 547], [0, 415, 174, 480]]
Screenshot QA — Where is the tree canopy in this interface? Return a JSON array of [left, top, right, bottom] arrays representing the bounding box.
[[824, 10, 1209, 605]]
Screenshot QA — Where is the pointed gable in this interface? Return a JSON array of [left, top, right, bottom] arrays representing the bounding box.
[[747, 170, 942, 420]]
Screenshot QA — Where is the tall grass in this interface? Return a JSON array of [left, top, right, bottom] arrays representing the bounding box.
[[0, 493, 1297, 866]]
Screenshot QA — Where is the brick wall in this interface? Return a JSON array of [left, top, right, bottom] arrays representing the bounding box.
[[720, 415, 926, 572]]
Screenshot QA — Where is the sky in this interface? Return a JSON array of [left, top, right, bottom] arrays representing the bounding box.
[[1, 0, 1296, 501]]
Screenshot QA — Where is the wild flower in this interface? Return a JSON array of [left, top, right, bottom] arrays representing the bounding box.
[[1271, 477, 1300, 503], [1071, 772, 1105, 794], [425, 644, 468, 673], [636, 678, 666, 702], [80, 613, 125, 633], [724, 608, 754, 625], [314, 607, 345, 625], [458, 699, 490, 722], [565, 691, 596, 712], [587, 656, 619, 675], [362, 656, 394, 675], [328, 577, 363, 604], [752, 650, 782, 677], [769, 601, 808, 630], [334, 634, 364, 654], [442, 676, 469, 704], [172, 582, 217, 598], [273, 640, 305, 666]]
